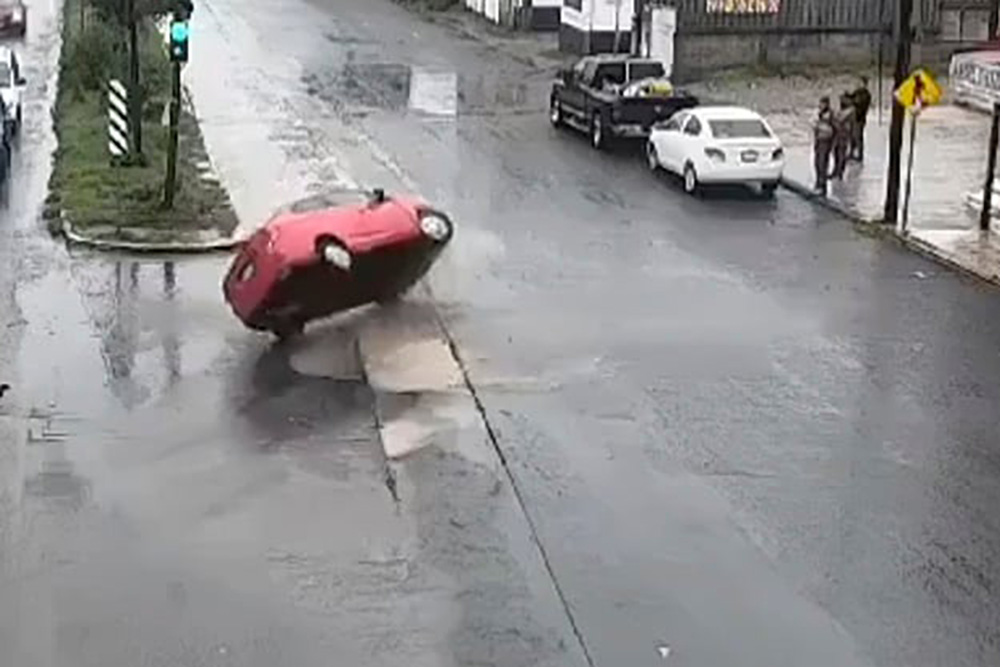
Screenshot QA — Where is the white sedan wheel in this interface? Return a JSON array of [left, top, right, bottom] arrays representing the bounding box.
[[683, 164, 699, 195]]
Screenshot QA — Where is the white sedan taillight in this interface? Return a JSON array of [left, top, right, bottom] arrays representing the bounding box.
[[704, 148, 726, 162]]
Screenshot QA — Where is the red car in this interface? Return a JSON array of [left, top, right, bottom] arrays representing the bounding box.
[[0, 1, 26, 38], [223, 188, 454, 339]]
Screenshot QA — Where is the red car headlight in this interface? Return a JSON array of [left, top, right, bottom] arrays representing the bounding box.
[[321, 243, 352, 270]]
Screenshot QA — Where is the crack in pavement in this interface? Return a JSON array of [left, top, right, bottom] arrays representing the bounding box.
[[419, 281, 599, 667]]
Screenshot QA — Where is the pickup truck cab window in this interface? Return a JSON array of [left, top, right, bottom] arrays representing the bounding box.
[[593, 63, 626, 89], [628, 61, 665, 82]]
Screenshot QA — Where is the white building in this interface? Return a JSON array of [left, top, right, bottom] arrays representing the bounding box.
[[462, 0, 562, 30], [559, 0, 635, 54]]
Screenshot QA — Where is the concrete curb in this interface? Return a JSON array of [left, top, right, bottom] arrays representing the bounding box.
[[59, 215, 244, 254], [779, 175, 876, 223], [898, 232, 1000, 288]]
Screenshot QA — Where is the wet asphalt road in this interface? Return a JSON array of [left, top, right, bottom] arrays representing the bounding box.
[[2, 0, 1000, 666]]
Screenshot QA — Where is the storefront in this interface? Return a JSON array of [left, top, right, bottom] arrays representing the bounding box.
[[950, 49, 1000, 112]]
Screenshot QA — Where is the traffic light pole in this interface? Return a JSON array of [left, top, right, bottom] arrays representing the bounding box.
[[163, 60, 181, 209], [883, 0, 914, 225]]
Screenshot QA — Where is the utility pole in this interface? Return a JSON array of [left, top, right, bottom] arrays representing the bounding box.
[[163, 58, 181, 209], [632, 0, 646, 57], [980, 102, 1000, 231], [883, 0, 914, 225], [163, 7, 190, 209], [127, 0, 142, 160]]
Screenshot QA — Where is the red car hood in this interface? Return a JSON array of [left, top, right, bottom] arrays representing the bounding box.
[[265, 196, 425, 259]]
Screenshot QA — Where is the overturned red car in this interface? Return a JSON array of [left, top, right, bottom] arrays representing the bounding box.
[[223, 188, 454, 339]]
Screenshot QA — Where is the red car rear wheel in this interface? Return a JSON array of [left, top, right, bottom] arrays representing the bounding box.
[[272, 319, 304, 342]]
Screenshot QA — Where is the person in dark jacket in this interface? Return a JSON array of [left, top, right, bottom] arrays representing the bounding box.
[[813, 96, 835, 195], [850, 76, 872, 161], [831, 92, 855, 180]]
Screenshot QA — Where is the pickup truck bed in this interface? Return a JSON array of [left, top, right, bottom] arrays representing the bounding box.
[[550, 56, 699, 150]]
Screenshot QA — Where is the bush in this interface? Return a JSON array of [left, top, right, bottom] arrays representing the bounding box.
[[62, 17, 122, 94], [138, 23, 169, 107]]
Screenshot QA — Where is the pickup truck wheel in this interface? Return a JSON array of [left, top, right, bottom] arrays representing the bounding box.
[[646, 142, 660, 172], [683, 163, 700, 195], [549, 98, 563, 127], [590, 114, 606, 150]]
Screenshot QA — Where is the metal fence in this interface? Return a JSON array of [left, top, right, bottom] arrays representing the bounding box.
[[675, 0, 943, 34]]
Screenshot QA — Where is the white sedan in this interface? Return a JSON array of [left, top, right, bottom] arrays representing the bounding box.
[[646, 106, 784, 196]]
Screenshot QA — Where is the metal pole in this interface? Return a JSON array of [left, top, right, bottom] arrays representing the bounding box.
[[163, 61, 181, 209], [883, 0, 914, 224], [877, 0, 886, 125], [127, 0, 142, 159], [980, 102, 1000, 231], [632, 0, 643, 57], [613, 0, 621, 54], [990, 0, 999, 42], [901, 110, 918, 233]]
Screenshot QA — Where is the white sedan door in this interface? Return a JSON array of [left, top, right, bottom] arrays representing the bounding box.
[[652, 111, 688, 174], [677, 113, 707, 169]]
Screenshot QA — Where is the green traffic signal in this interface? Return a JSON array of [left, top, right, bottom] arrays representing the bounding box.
[[170, 19, 189, 62], [171, 22, 188, 42]]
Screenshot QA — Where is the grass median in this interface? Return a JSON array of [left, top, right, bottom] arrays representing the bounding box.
[[47, 0, 236, 242]]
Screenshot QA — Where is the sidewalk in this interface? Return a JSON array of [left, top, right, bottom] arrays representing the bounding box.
[[773, 102, 1000, 285], [687, 73, 1000, 286]]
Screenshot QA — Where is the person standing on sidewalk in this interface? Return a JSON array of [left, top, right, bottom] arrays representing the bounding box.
[[850, 76, 872, 161], [813, 96, 835, 195], [830, 92, 856, 180]]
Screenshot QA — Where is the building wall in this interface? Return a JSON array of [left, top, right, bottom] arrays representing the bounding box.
[[559, 0, 635, 54], [674, 30, 884, 81], [557, 0, 994, 78], [521, 0, 561, 30]]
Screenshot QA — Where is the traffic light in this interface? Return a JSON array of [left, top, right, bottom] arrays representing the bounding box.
[[169, 17, 189, 62]]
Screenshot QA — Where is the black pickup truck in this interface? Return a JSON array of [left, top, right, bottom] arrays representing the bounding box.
[[550, 55, 699, 150]]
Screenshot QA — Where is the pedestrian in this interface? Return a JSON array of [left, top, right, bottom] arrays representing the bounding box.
[[813, 96, 835, 195], [830, 92, 855, 180], [850, 76, 872, 161]]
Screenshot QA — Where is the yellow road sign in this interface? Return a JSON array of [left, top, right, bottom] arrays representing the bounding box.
[[894, 69, 943, 111]]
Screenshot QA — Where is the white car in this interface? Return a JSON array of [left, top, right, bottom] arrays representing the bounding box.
[[646, 106, 784, 196], [0, 46, 25, 137]]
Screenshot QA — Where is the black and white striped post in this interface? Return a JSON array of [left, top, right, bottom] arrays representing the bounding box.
[[107, 79, 130, 161]]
